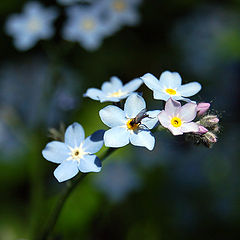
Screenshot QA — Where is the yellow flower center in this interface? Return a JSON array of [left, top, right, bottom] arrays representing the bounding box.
[[171, 117, 182, 128], [27, 18, 42, 32], [112, 0, 126, 12], [81, 19, 96, 31], [126, 118, 139, 131], [67, 144, 85, 162], [108, 89, 126, 98], [166, 88, 177, 95]]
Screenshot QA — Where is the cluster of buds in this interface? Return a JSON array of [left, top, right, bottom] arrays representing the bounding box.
[[186, 102, 220, 148]]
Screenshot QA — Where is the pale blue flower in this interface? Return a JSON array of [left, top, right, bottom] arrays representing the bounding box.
[[100, 0, 142, 33], [42, 123, 104, 182], [99, 93, 160, 150], [84, 76, 142, 102], [5, 2, 58, 51], [141, 71, 201, 102], [62, 5, 112, 51], [57, 0, 91, 5]]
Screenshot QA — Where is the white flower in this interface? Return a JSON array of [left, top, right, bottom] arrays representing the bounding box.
[[158, 98, 199, 135], [99, 93, 160, 150], [5, 2, 58, 51], [84, 76, 142, 102], [141, 71, 201, 102], [62, 4, 111, 51]]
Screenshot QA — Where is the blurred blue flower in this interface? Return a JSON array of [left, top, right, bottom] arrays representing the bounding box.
[[57, 0, 91, 5], [5, 2, 58, 51], [84, 76, 142, 102], [62, 4, 112, 51], [99, 93, 160, 150], [141, 71, 201, 102], [42, 123, 104, 182], [94, 161, 141, 202]]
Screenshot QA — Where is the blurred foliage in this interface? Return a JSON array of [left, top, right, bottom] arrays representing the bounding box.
[[0, 0, 240, 239]]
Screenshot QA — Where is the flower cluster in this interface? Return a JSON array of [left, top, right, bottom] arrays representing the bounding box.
[[42, 70, 220, 182], [5, 0, 142, 51]]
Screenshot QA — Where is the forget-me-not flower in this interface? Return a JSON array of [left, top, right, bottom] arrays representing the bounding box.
[[141, 71, 201, 102], [62, 5, 111, 51], [99, 93, 160, 150], [158, 98, 199, 136], [5, 2, 58, 51], [42, 122, 104, 182], [84, 76, 142, 102]]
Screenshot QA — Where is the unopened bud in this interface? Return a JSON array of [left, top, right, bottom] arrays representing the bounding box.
[[198, 126, 208, 134], [197, 102, 210, 116], [204, 131, 217, 143]]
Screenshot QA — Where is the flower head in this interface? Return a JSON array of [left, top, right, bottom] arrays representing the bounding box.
[[141, 71, 201, 102], [158, 98, 199, 135], [84, 76, 142, 102], [42, 122, 104, 182], [5, 2, 58, 51], [99, 93, 160, 150]]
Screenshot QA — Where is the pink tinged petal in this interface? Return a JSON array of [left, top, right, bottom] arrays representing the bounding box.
[[124, 93, 146, 118], [83, 88, 104, 101], [141, 73, 160, 91], [104, 127, 130, 148], [129, 130, 155, 150], [178, 102, 197, 122], [54, 160, 79, 182], [159, 71, 182, 88], [65, 122, 85, 148], [42, 141, 69, 164], [99, 105, 126, 128], [122, 78, 142, 93], [198, 126, 208, 134], [165, 98, 181, 115], [197, 102, 210, 116], [168, 125, 184, 135], [209, 118, 219, 123], [181, 122, 199, 133], [78, 155, 101, 173], [158, 111, 171, 128], [177, 82, 201, 97]]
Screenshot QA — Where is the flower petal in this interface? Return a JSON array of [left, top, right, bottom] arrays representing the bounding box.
[[153, 90, 170, 101], [124, 93, 146, 118], [104, 126, 130, 148], [168, 125, 184, 135], [101, 76, 122, 93], [83, 88, 104, 101], [42, 141, 69, 164], [181, 122, 199, 133], [99, 105, 126, 127], [165, 98, 181, 116], [141, 110, 161, 129], [65, 122, 85, 148], [110, 76, 123, 89], [159, 71, 182, 88], [129, 130, 155, 150], [141, 73, 160, 91], [158, 111, 171, 128], [122, 78, 142, 93], [82, 130, 105, 154], [178, 102, 197, 122], [177, 82, 201, 97], [78, 154, 101, 173], [54, 160, 79, 182]]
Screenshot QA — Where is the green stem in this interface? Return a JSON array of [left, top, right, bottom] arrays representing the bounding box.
[[37, 147, 116, 240]]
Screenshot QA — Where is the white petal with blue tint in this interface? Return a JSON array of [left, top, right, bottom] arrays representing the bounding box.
[[153, 90, 169, 101], [99, 106, 126, 127], [54, 160, 79, 182], [124, 93, 146, 118], [141, 73, 160, 91], [141, 110, 161, 129], [110, 76, 123, 90], [122, 78, 142, 93], [129, 130, 155, 150], [104, 126, 130, 148], [84, 88, 105, 101], [78, 155, 101, 173], [177, 82, 202, 97], [165, 98, 181, 115], [159, 71, 182, 88], [82, 130, 105, 154], [42, 141, 69, 164], [181, 122, 199, 133], [65, 122, 85, 147]]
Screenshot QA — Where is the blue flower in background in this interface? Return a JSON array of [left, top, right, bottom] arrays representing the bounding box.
[[42, 123, 104, 182], [141, 71, 201, 102], [99, 93, 160, 150], [5, 2, 58, 51], [84, 76, 142, 102], [62, 4, 112, 51], [57, 0, 90, 5]]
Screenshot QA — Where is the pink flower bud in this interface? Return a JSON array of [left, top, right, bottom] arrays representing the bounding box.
[[197, 102, 210, 116], [209, 117, 219, 123], [198, 126, 208, 134]]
